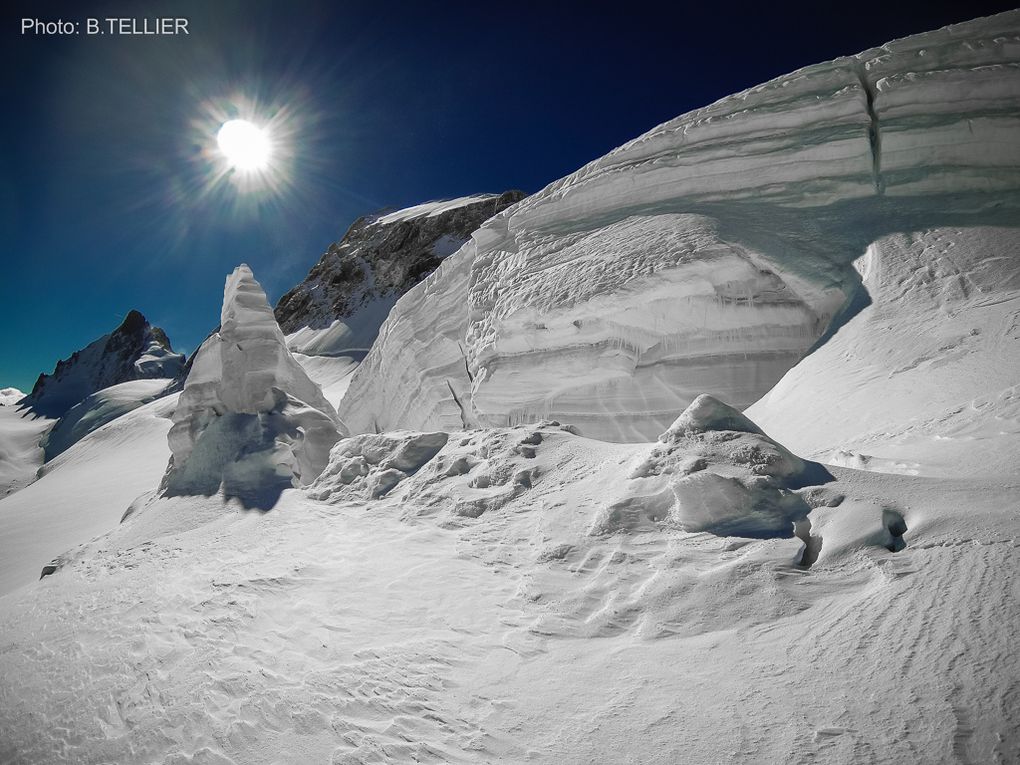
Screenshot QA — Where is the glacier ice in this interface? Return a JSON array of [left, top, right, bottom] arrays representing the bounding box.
[[162, 265, 342, 505], [338, 11, 1020, 442]]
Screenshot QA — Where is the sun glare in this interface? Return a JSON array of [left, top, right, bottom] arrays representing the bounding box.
[[216, 119, 270, 171]]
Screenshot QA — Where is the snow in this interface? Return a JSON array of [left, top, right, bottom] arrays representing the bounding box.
[[0, 392, 176, 595], [0, 403, 51, 497], [747, 226, 1020, 477], [1, 408, 1017, 761], [284, 295, 398, 356], [41, 378, 175, 460], [0, 387, 24, 406], [163, 266, 342, 504], [339, 10, 1020, 442], [374, 194, 501, 225], [1, 11, 1019, 765]]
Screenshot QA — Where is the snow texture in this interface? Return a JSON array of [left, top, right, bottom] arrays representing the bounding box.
[[748, 226, 1020, 477], [162, 266, 342, 506], [339, 11, 1020, 442], [0, 387, 24, 407], [41, 378, 175, 461]]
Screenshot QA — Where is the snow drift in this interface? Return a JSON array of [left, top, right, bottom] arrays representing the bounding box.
[[339, 11, 1020, 442], [162, 265, 342, 505]]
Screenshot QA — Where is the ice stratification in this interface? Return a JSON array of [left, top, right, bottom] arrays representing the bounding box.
[[339, 11, 1020, 442], [162, 266, 342, 502]]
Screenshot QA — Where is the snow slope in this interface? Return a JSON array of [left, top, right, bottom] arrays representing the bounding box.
[[339, 10, 1020, 442], [748, 226, 1020, 477], [0, 405, 1016, 763], [0, 404, 51, 497], [41, 378, 176, 461], [0, 392, 176, 595]]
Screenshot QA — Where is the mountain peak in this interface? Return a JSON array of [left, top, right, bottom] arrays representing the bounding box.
[[25, 310, 185, 418], [274, 191, 525, 357]]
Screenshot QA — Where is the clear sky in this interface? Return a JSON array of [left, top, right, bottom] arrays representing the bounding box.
[[1, 0, 1015, 392]]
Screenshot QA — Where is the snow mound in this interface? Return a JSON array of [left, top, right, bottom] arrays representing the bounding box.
[[162, 266, 342, 507], [660, 392, 765, 439], [339, 11, 1020, 442], [593, 395, 831, 538], [308, 430, 449, 501]]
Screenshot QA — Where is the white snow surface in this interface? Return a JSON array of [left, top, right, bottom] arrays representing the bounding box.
[[374, 194, 502, 225], [164, 266, 342, 502], [747, 226, 1020, 477], [1, 405, 1017, 762], [0, 387, 24, 406], [0, 404, 51, 497], [41, 378, 175, 461], [339, 11, 1020, 442], [0, 393, 176, 595]]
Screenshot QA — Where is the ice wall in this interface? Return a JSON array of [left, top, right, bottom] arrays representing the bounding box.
[[339, 11, 1020, 442]]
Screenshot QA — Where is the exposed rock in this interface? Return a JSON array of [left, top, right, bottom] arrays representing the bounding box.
[[24, 310, 185, 418], [275, 191, 525, 357]]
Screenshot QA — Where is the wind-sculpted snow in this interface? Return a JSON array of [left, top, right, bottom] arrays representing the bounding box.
[[162, 266, 342, 506], [340, 11, 1020, 442], [748, 225, 1020, 477], [591, 395, 831, 538]]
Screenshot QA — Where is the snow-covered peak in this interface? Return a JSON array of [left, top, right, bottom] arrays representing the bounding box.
[[274, 190, 524, 357], [24, 310, 185, 418], [373, 194, 507, 225]]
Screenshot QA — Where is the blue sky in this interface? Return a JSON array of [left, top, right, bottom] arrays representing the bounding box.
[[1, 0, 1014, 391]]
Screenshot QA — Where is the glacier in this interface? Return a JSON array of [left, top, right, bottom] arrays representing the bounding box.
[[339, 11, 1020, 442]]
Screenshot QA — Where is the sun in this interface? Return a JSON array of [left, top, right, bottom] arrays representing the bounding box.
[[216, 119, 270, 171]]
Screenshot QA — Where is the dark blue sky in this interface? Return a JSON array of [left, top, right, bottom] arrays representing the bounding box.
[[1, 0, 1015, 391]]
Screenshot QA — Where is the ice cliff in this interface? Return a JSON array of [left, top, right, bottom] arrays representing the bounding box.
[[162, 265, 342, 504], [338, 11, 1020, 442], [23, 310, 185, 418], [275, 191, 524, 357]]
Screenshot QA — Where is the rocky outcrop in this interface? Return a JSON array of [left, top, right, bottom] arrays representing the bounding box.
[[338, 11, 1020, 442], [24, 310, 185, 418], [162, 266, 342, 506], [274, 191, 525, 356]]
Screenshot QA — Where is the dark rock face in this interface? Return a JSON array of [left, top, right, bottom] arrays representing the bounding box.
[[274, 191, 525, 340], [25, 310, 186, 418]]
